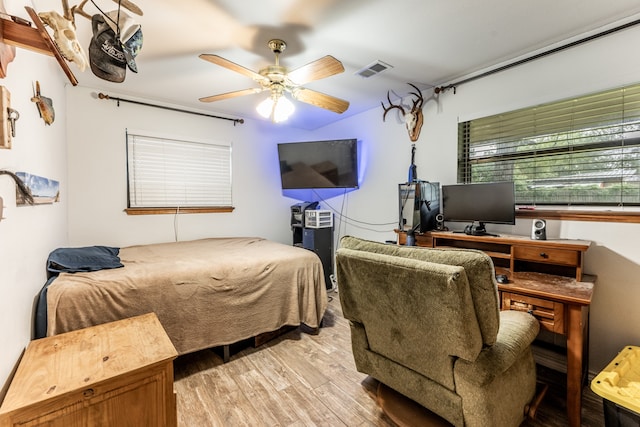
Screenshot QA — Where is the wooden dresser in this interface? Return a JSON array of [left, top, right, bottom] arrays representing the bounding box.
[[0, 313, 178, 427], [396, 230, 595, 427]]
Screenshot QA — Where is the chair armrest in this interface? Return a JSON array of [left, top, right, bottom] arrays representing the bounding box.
[[454, 311, 540, 387]]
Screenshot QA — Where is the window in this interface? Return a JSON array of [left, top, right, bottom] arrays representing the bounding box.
[[458, 83, 640, 206], [126, 131, 232, 212]]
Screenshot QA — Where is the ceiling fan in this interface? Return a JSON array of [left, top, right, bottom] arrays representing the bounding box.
[[198, 39, 349, 121]]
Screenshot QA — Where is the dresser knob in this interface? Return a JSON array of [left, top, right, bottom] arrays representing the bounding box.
[[83, 388, 95, 398], [539, 252, 548, 258]]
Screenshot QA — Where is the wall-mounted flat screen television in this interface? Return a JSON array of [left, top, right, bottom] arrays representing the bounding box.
[[278, 139, 359, 189], [441, 181, 515, 235]]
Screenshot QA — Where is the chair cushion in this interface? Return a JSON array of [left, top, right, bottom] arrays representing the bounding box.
[[453, 310, 540, 387]]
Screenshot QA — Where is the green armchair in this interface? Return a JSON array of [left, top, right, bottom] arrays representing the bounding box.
[[336, 236, 540, 427]]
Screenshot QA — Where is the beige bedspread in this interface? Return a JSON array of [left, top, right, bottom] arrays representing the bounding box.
[[46, 237, 328, 355]]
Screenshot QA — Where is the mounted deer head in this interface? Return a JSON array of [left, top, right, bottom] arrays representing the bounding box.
[[381, 83, 425, 142]]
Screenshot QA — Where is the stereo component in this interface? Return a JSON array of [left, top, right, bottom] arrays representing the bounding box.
[[435, 213, 446, 231], [531, 219, 547, 240]]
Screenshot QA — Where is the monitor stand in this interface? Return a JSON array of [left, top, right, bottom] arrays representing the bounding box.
[[464, 222, 498, 237]]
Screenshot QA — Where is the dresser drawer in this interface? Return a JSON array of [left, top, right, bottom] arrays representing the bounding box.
[[513, 245, 580, 267], [502, 292, 565, 334]]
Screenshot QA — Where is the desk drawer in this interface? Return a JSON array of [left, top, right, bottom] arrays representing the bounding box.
[[513, 245, 580, 267], [502, 292, 565, 334]]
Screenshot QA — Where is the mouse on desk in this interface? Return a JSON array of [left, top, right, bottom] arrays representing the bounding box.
[[495, 274, 509, 284]]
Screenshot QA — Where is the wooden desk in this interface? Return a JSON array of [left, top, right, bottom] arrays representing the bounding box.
[[396, 230, 594, 427]]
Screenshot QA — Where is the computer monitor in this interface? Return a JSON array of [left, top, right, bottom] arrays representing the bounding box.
[[441, 181, 515, 236]]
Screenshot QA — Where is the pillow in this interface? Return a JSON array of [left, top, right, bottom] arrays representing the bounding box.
[[47, 246, 124, 274]]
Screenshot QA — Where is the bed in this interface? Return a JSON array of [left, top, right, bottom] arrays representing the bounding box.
[[37, 237, 328, 356]]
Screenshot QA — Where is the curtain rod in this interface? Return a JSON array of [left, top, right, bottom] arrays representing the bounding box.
[[97, 92, 245, 125], [435, 16, 640, 94]]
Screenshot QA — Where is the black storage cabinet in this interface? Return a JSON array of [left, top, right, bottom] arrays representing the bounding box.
[[302, 227, 333, 289]]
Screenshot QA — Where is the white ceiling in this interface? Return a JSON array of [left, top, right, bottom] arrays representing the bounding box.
[[32, 0, 640, 130]]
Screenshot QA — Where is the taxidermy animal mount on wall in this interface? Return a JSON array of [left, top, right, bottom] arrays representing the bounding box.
[[381, 83, 424, 142], [38, 2, 88, 71]]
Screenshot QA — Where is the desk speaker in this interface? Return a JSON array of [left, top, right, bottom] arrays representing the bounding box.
[[435, 213, 445, 231], [531, 219, 546, 240]]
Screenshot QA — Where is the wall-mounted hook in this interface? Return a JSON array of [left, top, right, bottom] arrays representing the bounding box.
[[31, 81, 54, 125]]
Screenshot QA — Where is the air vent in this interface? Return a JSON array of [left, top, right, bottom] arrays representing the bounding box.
[[355, 60, 393, 78]]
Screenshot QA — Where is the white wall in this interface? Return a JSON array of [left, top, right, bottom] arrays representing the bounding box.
[[0, 45, 68, 389], [65, 86, 313, 247], [314, 24, 640, 372]]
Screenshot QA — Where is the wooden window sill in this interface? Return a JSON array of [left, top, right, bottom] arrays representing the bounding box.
[[516, 209, 640, 223], [125, 207, 234, 215]]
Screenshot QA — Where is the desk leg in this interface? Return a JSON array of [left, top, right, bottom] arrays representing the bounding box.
[[566, 305, 585, 427]]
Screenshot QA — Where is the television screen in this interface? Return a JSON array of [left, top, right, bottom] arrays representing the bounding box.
[[442, 182, 515, 231], [278, 139, 359, 189]]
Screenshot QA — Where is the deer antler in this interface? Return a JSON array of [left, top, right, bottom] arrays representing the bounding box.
[[407, 83, 424, 112], [72, 0, 144, 22], [116, 0, 144, 16], [71, 0, 91, 21], [61, 0, 74, 22], [381, 91, 406, 122], [381, 83, 425, 142]]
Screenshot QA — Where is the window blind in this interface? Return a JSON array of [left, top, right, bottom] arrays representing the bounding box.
[[458, 83, 640, 206], [127, 133, 232, 208]]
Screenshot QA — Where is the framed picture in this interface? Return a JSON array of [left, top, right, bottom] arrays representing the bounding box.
[[15, 172, 59, 205]]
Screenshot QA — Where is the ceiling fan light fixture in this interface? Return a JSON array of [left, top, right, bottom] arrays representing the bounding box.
[[274, 95, 295, 122], [200, 38, 346, 118], [256, 96, 274, 118], [257, 93, 295, 123]]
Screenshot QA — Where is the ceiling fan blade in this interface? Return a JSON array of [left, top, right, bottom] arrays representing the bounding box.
[[199, 88, 264, 103], [199, 54, 267, 83], [293, 88, 349, 114], [287, 56, 345, 85]]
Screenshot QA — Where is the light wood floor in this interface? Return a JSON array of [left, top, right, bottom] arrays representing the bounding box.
[[173, 290, 605, 426]]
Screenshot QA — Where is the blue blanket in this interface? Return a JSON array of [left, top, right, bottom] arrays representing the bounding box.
[[46, 245, 123, 274], [34, 246, 123, 338]]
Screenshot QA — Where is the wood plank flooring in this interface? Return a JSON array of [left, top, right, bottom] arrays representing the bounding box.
[[173, 290, 606, 426]]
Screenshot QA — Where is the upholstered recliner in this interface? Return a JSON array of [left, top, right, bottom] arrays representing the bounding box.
[[336, 236, 540, 427]]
